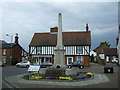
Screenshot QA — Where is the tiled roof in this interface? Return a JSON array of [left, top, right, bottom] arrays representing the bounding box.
[[93, 45, 109, 54], [0, 40, 16, 48], [0, 40, 7, 44], [29, 31, 91, 46], [2, 43, 16, 48], [0, 40, 7, 48], [103, 48, 117, 56]]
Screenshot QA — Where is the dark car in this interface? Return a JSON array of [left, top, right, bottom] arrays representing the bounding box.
[[40, 61, 53, 68], [67, 61, 84, 69]]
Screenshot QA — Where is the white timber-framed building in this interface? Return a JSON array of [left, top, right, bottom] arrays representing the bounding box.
[[29, 25, 91, 67]]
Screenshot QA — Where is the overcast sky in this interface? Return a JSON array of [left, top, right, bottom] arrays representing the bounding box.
[[1, 1, 119, 51]]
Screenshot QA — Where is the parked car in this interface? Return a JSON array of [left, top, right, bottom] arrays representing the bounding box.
[[0, 61, 5, 67], [16, 61, 30, 68], [40, 61, 53, 68], [67, 61, 84, 69], [112, 58, 118, 63]]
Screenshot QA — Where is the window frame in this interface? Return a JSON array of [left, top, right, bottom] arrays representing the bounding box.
[[76, 56, 83, 63], [37, 47, 42, 55], [3, 49, 6, 55], [76, 46, 83, 54]]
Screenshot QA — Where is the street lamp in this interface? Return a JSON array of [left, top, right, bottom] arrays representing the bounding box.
[[6, 34, 13, 65]]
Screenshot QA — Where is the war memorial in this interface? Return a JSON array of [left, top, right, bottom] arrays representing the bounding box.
[[24, 13, 93, 81]]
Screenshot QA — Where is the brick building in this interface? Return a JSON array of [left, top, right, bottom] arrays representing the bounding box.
[[93, 45, 117, 64], [29, 24, 91, 67], [103, 48, 117, 63], [0, 34, 28, 65]]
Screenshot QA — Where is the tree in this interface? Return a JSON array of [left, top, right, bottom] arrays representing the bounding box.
[[11, 56, 18, 65], [90, 54, 94, 62], [100, 41, 111, 47]]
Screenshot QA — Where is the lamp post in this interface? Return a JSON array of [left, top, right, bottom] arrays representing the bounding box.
[[6, 34, 13, 65]]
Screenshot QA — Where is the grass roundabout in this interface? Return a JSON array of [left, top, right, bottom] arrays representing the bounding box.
[[21, 72, 94, 81]]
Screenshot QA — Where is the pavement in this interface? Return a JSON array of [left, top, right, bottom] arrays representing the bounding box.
[[2, 63, 120, 89], [0, 67, 2, 90], [4, 73, 110, 88]]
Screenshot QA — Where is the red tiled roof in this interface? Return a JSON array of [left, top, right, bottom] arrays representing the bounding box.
[[93, 45, 109, 54], [29, 31, 91, 46], [103, 48, 117, 56]]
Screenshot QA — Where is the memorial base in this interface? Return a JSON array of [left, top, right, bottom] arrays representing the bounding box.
[[39, 66, 80, 77], [39, 68, 47, 75], [65, 67, 80, 76], [45, 66, 66, 77]]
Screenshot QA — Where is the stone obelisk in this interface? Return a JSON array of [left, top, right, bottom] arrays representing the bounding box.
[[54, 13, 66, 67]]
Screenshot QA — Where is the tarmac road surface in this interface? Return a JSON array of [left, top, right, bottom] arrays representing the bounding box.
[[2, 63, 120, 89]]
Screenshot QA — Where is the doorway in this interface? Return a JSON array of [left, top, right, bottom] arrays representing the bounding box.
[[67, 57, 73, 65]]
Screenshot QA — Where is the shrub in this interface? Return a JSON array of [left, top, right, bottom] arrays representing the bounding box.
[[22, 74, 29, 80], [34, 76, 43, 79], [29, 76, 43, 80], [31, 72, 39, 75], [22, 71, 93, 80], [46, 76, 56, 79], [59, 77, 72, 80], [86, 72, 93, 76], [11, 56, 18, 65]]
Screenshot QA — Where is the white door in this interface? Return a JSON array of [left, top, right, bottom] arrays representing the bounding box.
[[106, 56, 109, 62], [67, 57, 73, 65]]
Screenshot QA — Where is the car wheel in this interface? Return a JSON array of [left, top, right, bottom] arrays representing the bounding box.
[[16, 65, 20, 68], [68, 66, 72, 69], [2, 65, 4, 67], [79, 66, 83, 69], [26, 65, 29, 68]]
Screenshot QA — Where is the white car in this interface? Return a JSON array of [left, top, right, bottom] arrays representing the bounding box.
[[16, 61, 30, 68], [112, 58, 118, 63]]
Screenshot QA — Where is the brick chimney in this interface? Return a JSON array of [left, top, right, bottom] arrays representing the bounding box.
[[15, 33, 19, 44], [50, 27, 58, 32], [86, 24, 89, 31], [50, 27, 58, 34]]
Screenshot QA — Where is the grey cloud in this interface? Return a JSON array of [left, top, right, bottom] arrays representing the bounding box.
[[2, 2, 118, 51]]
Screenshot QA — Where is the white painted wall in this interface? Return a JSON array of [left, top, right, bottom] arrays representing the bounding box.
[[106, 56, 109, 62], [118, 34, 120, 65], [99, 54, 105, 59], [30, 46, 90, 56], [90, 50, 97, 57]]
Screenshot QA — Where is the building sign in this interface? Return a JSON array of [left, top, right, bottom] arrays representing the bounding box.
[[28, 65, 40, 72]]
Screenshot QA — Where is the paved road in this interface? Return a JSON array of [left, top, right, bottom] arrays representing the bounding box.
[[2, 66, 28, 78], [2, 65, 28, 89], [0, 67, 2, 90], [2, 63, 119, 89], [2, 63, 118, 78], [0, 67, 12, 89]]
